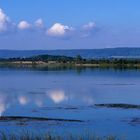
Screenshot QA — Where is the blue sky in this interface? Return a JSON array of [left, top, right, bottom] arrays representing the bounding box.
[[0, 0, 140, 50]]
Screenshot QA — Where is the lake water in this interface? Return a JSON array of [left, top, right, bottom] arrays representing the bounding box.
[[0, 68, 140, 139]]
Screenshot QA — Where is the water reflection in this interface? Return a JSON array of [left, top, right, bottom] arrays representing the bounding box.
[[47, 90, 68, 104], [0, 69, 140, 117], [0, 69, 140, 140], [0, 88, 95, 116], [18, 96, 29, 105], [0, 94, 7, 116]]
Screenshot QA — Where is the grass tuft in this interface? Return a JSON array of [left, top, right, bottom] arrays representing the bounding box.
[[0, 131, 125, 140]]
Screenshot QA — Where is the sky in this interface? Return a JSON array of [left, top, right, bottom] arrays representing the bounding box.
[[0, 0, 140, 50]]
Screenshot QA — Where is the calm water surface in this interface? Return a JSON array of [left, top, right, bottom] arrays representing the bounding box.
[[0, 68, 140, 139]]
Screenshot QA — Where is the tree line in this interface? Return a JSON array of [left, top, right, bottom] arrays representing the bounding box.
[[0, 54, 140, 65]]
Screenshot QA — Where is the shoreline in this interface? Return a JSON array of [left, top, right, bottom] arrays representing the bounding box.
[[0, 61, 140, 69]]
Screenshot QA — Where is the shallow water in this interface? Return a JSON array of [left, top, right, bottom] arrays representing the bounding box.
[[0, 68, 140, 139]]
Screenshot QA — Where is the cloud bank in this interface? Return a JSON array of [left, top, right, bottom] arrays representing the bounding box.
[[0, 8, 97, 38], [0, 8, 117, 50], [0, 8, 138, 50]]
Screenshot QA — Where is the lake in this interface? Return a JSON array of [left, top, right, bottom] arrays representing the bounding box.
[[0, 68, 140, 139]]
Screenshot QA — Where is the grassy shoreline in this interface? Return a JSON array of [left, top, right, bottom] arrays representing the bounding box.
[[1, 54, 140, 69], [0, 131, 124, 140], [1, 61, 140, 69]]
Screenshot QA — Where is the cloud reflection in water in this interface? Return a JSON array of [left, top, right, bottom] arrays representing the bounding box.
[[0, 88, 94, 116], [18, 96, 29, 105], [47, 90, 68, 104], [0, 93, 9, 116]]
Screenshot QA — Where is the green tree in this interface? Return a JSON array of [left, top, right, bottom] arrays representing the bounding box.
[[75, 55, 82, 63]]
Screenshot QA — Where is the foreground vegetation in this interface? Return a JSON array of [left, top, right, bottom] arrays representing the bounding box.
[[1, 54, 140, 69], [0, 132, 124, 140]]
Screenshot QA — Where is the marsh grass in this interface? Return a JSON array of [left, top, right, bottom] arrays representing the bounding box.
[[0, 131, 125, 140]]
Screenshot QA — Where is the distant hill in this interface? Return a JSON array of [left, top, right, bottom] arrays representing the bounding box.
[[1, 48, 140, 59]]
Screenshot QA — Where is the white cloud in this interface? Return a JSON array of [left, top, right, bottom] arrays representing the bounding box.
[[47, 23, 73, 37], [80, 22, 97, 38], [18, 21, 31, 30], [0, 8, 14, 32], [34, 18, 44, 28], [0, 8, 98, 40], [83, 22, 96, 30]]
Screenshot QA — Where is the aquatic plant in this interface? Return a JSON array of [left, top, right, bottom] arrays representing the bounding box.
[[0, 131, 125, 140]]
